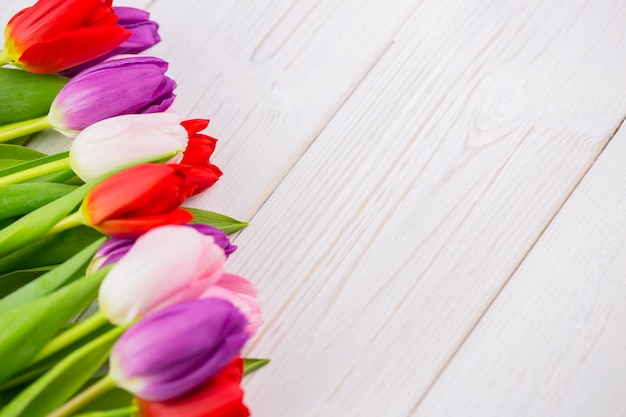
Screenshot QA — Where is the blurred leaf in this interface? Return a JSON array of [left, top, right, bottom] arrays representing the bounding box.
[[185, 207, 249, 234], [0, 226, 102, 277], [0, 151, 69, 179], [0, 160, 25, 170], [0, 320, 114, 395], [243, 358, 271, 375], [0, 267, 51, 299], [0, 267, 109, 384], [73, 405, 137, 417], [74, 389, 134, 415], [0, 183, 78, 220], [0, 327, 123, 417], [0, 238, 105, 315], [0, 144, 47, 161]]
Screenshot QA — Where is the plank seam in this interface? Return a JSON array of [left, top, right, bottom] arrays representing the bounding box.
[[406, 111, 626, 416]]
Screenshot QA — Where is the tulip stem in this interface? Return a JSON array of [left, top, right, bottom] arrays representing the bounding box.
[[0, 49, 9, 66], [0, 115, 52, 143], [47, 211, 85, 235], [47, 374, 117, 417], [0, 156, 71, 186], [32, 305, 111, 365]]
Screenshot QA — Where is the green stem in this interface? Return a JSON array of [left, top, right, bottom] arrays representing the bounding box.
[[47, 375, 116, 417], [0, 49, 9, 66], [32, 309, 110, 365], [46, 211, 85, 236], [0, 115, 52, 143], [0, 156, 71, 186]]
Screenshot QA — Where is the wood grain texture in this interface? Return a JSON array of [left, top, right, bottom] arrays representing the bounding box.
[[2, 0, 423, 221], [412, 124, 626, 417], [222, 0, 626, 416]]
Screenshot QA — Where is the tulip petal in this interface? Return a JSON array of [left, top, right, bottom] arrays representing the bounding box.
[[17, 25, 131, 74], [83, 164, 187, 225], [136, 358, 250, 417], [110, 298, 249, 401], [98, 226, 226, 323], [95, 209, 193, 239]]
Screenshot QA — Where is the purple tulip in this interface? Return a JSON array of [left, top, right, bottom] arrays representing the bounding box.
[[48, 56, 176, 134], [61, 7, 161, 76], [89, 224, 236, 272], [109, 298, 249, 401]]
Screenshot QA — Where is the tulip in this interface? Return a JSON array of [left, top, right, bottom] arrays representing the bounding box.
[[0, 0, 131, 74], [98, 225, 227, 324], [61, 7, 161, 76], [179, 119, 223, 194], [136, 357, 250, 417], [89, 224, 236, 272], [49, 56, 177, 135], [0, 57, 176, 144], [202, 274, 263, 335], [69, 113, 186, 182], [81, 164, 195, 239], [110, 298, 250, 401]]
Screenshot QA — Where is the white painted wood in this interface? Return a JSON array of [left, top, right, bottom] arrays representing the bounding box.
[[221, 0, 626, 416], [145, 0, 422, 220], [4, 0, 626, 416], [412, 124, 626, 417], [5, 0, 423, 222]]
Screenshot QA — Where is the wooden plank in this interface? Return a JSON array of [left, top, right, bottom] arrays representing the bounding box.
[[224, 0, 626, 416], [3, 0, 423, 221], [412, 124, 626, 417]]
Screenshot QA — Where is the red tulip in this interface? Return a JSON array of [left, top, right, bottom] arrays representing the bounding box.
[[179, 119, 223, 194], [136, 357, 250, 417], [81, 164, 195, 238], [1, 0, 131, 74]]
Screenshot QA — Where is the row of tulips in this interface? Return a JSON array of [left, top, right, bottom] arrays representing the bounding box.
[[0, 0, 266, 416]]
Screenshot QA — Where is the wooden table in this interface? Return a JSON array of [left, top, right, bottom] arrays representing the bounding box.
[[3, 0, 626, 415]]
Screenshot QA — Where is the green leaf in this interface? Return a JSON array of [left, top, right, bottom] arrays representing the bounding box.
[[0, 161, 26, 170], [0, 267, 51, 299], [0, 320, 114, 395], [0, 238, 105, 315], [0, 151, 69, 180], [0, 267, 109, 384], [0, 144, 47, 161], [73, 405, 137, 417], [73, 390, 134, 416], [0, 226, 102, 277], [0, 68, 67, 125], [0, 183, 78, 220], [243, 358, 271, 375], [185, 207, 249, 234], [0, 180, 90, 258], [0, 326, 123, 417]]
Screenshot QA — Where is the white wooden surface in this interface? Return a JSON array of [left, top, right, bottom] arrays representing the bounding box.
[[3, 0, 626, 416]]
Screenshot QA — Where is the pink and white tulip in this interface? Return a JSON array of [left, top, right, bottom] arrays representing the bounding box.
[[201, 274, 263, 335], [98, 225, 226, 325]]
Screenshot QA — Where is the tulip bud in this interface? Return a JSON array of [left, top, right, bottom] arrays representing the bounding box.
[[110, 298, 250, 401], [48, 56, 176, 136], [61, 7, 161, 76], [88, 224, 236, 273], [98, 225, 227, 324], [135, 357, 250, 417], [201, 273, 263, 335], [1, 0, 131, 74], [69, 113, 186, 182], [81, 164, 195, 239]]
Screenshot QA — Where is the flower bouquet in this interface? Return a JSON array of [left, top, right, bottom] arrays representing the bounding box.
[[0, 1, 267, 416]]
